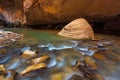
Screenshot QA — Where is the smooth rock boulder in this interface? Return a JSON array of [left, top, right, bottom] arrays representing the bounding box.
[[58, 18, 94, 39]]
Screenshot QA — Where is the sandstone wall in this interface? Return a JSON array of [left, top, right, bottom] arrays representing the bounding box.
[[0, 0, 25, 25], [24, 0, 120, 25], [0, 0, 120, 25]]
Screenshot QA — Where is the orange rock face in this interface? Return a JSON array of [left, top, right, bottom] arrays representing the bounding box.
[[0, 0, 120, 25], [0, 0, 25, 24]]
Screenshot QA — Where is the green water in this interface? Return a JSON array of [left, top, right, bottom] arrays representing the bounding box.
[[4, 28, 70, 44]]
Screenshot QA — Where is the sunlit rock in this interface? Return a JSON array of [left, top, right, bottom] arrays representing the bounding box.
[[21, 50, 37, 58], [58, 18, 94, 40], [20, 63, 47, 75], [32, 55, 50, 64], [0, 65, 5, 71]]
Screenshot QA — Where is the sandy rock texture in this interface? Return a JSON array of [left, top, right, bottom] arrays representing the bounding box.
[[58, 18, 94, 39]]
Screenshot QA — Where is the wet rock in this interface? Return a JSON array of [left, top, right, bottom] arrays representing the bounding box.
[[21, 50, 37, 58], [0, 70, 15, 80], [58, 18, 94, 40], [69, 74, 83, 80], [84, 56, 98, 70], [73, 60, 84, 67], [32, 55, 50, 64], [93, 53, 106, 60], [0, 65, 5, 71], [0, 48, 7, 54], [73, 59, 96, 80], [20, 63, 47, 75], [51, 72, 64, 80], [94, 73, 105, 80], [0, 30, 23, 44]]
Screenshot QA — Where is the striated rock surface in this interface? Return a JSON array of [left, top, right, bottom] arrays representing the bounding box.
[[58, 18, 94, 39]]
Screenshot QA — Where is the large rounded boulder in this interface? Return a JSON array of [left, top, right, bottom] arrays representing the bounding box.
[[57, 18, 94, 39]]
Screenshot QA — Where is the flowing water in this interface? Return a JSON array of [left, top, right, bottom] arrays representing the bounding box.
[[0, 28, 120, 80]]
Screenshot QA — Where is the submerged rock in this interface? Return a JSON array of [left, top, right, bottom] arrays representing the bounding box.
[[21, 50, 37, 58], [32, 55, 50, 64], [20, 63, 47, 75], [58, 18, 94, 40]]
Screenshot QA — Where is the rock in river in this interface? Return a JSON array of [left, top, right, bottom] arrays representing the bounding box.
[[0, 65, 5, 71], [21, 50, 37, 58], [32, 55, 50, 64], [20, 63, 47, 75], [58, 18, 94, 40]]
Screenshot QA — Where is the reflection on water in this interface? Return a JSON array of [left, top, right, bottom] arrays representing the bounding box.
[[0, 28, 120, 80]]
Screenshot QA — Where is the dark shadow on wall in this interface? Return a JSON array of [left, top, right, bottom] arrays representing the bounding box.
[[91, 22, 106, 33]]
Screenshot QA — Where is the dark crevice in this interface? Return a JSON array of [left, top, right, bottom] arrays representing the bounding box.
[[90, 22, 106, 33]]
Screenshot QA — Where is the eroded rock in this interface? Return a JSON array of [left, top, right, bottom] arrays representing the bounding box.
[[32, 55, 50, 64], [58, 18, 94, 40], [20, 63, 47, 75]]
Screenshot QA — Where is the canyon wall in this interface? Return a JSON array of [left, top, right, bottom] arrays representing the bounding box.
[[0, 0, 25, 25], [0, 0, 120, 26]]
